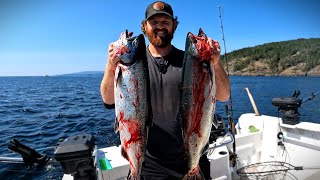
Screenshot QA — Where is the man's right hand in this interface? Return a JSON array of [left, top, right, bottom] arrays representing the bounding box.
[[101, 42, 119, 105], [106, 43, 120, 73]]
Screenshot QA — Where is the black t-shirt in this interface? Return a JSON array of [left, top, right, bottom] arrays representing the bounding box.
[[142, 46, 188, 177], [105, 45, 210, 178]]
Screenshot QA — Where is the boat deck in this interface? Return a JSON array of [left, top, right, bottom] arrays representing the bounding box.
[[63, 113, 320, 180]]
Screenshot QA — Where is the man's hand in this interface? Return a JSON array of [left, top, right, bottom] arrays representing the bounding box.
[[208, 38, 221, 66], [207, 37, 230, 102], [106, 31, 134, 72], [106, 43, 120, 73]]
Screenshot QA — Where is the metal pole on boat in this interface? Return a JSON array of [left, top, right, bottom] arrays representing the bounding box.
[[218, 5, 237, 167]]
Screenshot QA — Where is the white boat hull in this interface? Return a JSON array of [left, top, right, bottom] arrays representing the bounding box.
[[63, 113, 320, 180]]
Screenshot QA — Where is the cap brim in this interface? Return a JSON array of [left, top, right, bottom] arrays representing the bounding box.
[[146, 12, 173, 20]]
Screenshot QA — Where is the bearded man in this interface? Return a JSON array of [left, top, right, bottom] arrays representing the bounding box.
[[100, 1, 230, 179]]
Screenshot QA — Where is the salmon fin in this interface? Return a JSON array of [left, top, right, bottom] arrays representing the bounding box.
[[209, 62, 215, 81], [126, 169, 132, 180], [114, 117, 119, 133], [121, 146, 129, 161], [115, 66, 122, 88]]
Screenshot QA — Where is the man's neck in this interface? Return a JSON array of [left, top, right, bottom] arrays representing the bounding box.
[[148, 44, 173, 57]]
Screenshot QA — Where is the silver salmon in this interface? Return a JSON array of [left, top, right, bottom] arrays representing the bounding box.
[[181, 28, 216, 179], [113, 31, 150, 180]]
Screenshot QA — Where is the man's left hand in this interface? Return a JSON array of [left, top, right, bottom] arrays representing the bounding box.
[[208, 38, 221, 65]]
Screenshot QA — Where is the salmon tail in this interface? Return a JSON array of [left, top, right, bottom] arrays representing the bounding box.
[[198, 28, 205, 38], [124, 29, 133, 38], [182, 166, 206, 180], [126, 175, 139, 180], [121, 147, 139, 180], [125, 168, 139, 180], [127, 174, 139, 180]]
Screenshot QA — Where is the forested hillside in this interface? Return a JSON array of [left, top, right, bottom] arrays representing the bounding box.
[[221, 38, 320, 76]]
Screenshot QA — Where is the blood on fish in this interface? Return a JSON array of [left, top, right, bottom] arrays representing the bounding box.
[[118, 112, 142, 149], [212, 96, 216, 104], [182, 30, 215, 180], [188, 165, 200, 176], [132, 99, 138, 107], [118, 111, 144, 180], [190, 33, 214, 61], [114, 33, 148, 180], [129, 76, 140, 108], [186, 62, 208, 137], [115, 45, 129, 56]]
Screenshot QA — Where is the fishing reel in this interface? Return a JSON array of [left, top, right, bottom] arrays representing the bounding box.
[[272, 90, 302, 125], [54, 134, 97, 180]]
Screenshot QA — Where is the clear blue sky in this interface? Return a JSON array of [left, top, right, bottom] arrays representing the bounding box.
[[1, 0, 319, 76]]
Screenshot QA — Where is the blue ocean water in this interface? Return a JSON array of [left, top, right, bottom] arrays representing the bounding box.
[[0, 75, 319, 179]]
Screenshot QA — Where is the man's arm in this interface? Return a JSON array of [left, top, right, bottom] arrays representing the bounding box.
[[210, 39, 230, 102], [100, 43, 120, 107], [213, 60, 230, 102]]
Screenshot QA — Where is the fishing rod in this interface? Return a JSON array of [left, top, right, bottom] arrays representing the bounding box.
[[283, 89, 319, 104], [218, 6, 230, 77], [302, 90, 320, 104], [218, 5, 237, 167]]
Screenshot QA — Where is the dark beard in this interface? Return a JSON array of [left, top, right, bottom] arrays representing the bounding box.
[[146, 29, 173, 48]]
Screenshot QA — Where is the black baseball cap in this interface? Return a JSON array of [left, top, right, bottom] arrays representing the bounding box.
[[145, 1, 173, 19]]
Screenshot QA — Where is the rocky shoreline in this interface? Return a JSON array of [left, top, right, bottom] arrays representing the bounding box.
[[226, 62, 320, 76]]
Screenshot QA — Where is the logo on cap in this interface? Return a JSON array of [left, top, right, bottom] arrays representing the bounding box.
[[153, 2, 164, 10]]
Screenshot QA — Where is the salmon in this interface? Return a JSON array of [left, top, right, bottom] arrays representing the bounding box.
[[113, 31, 150, 180], [181, 28, 216, 179]]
